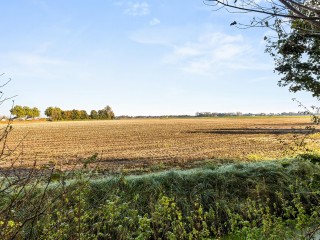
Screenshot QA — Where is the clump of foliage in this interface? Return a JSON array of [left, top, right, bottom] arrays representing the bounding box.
[[266, 28, 320, 98], [10, 105, 40, 119], [44, 105, 115, 121]]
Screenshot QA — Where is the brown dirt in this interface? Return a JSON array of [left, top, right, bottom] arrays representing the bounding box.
[[1, 117, 318, 172]]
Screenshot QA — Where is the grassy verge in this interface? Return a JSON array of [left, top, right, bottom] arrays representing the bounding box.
[[1, 158, 319, 239]]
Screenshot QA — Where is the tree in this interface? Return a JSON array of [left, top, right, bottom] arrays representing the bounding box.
[[45, 107, 62, 121], [44, 107, 53, 118], [98, 109, 106, 119], [45, 106, 114, 121], [11, 105, 41, 119], [31, 107, 40, 118], [10, 105, 25, 118], [266, 24, 320, 98], [104, 105, 115, 119], [98, 106, 115, 120], [79, 110, 89, 120], [205, 0, 320, 33], [205, 0, 320, 98], [52, 108, 62, 121], [90, 110, 99, 119], [62, 110, 72, 120], [71, 109, 80, 120], [23, 106, 32, 118]]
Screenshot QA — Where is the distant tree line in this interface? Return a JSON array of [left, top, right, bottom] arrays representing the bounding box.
[[10, 105, 41, 119], [195, 112, 309, 117], [44, 105, 115, 121], [117, 115, 194, 119], [196, 112, 243, 117]]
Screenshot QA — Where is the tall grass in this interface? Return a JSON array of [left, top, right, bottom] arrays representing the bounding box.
[[89, 158, 319, 212], [1, 158, 319, 239]]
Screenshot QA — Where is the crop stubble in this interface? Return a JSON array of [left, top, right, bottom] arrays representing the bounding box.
[[1, 117, 317, 170]]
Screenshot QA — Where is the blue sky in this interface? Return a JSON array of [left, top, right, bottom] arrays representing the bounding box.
[[0, 0, 318, 116]]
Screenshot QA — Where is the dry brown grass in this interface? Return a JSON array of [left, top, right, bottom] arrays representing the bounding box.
[[1, 117, 318, 171]]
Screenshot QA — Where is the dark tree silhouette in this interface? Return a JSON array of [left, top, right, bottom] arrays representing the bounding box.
[[205, 0, 320, 33]]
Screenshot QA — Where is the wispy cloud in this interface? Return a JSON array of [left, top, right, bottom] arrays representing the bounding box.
[[149, 18, 160, 26], [1, 52, 77, 80], [129, 26, 192, 46], [131, 27, 272, 76], [162, 32, 272, 76], [9, 53, 70, 66], [124, 2, 150, 16]]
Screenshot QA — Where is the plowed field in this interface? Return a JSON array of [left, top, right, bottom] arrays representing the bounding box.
[[1, 117, 318, 171]]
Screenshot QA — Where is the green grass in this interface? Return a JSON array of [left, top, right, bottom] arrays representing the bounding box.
[[1, 158, 319, 239], [88, 158, 319, 211]]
